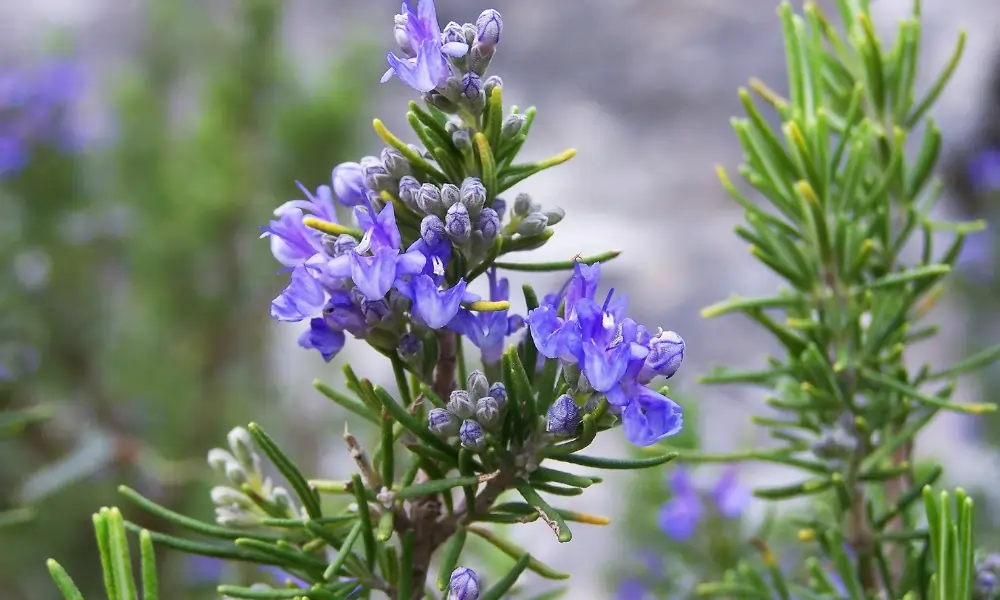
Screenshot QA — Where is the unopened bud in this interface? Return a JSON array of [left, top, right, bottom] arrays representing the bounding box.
[[491, 196, 506, 220], [398, 333, 423, 362], [513, 193, 533, 216], [429, 407, 461, 438], [460, 72, 484, 103], [215, 506, 262, 528], [225, 462, 248, 487], [643, 330, 685, 380], [449, 566, 480, 600], [516, 213, 548, 236], [462, 23, 477, 45], [445, 202, 472, 243], [442, 21, 466, 46], [452, 129, 471, 149], [488, 382, 507, 411], [477, 208, 500, 241], [360, 156, 392, 192], [423, 90, 458, 114], [441, 183, 461, 209], [420, 215, 448, 247], [543, 207, 566, 226], [484, 76, 503, 99], [271, 487, 295, 515], [207, 448, 236, 474], [459, 420, 487, 452], [211, 486, 252, 508], [475, 9, 503, 47], [380, 147, 410, 178], [227, 427, 258, 473], [501, 114, 525, 140], [475, 397, 500, 429], [469, 44, 495, 77], [467, 370, 490, 399], [447, 390, 475, 419], [546, 394, 582, 436], [417, 183, 444, 215], [460, 177, 487, 221], [397, 175, 421, 210]]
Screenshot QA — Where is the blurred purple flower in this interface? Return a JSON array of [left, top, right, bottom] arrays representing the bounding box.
[[185, 555, 227, 584], [956, 229, 994, 284], [968, 150, 1000, 193], [616, 577, 652, 599], [0, 60, 83, 177], [658, 466, 750, 541]]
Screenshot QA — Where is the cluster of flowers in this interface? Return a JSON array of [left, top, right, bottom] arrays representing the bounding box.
[[261, 0, 687, 448], [0, 60, 81, 177]]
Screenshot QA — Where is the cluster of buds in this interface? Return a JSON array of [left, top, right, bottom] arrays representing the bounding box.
[[427, 370, 506, 452], [507, 192, 565, 237], [400, 175, 500, 262], [206, 427, 299, 527]]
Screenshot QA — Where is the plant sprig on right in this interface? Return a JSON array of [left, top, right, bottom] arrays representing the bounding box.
[[696, 0, 1000, 597]]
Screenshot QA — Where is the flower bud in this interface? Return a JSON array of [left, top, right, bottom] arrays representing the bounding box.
[[215, 506, 262, 528], [462, 23, 477, 45], [207, 448, 236, 474], [516, 213, 548, 236], [583, 394, 601, 414], [459, 420, 487, 452], [543, 207, 566, 226], [460, 177, 487, 220], [460, 72, 484, 102], [644, 330, 685, 379], [546, 394, 581, 436], [483, 75, 502, 99], [469, 44, 495, 77], [501, 114, 525, 140], [447, 390, 475, 419], [423, 90, 458, 114], [227, 427, 258, 472], [467, 370, 490, 400], [445, 202, 472, 243], [449, 566, 480, 600], [442, 21, 466, 46], [380, 147, 410, 178], [360, 155, 391, 193], [332, 162, 368, 207], [211, 486, 252, 508], [428, 407, 461, 438], [475, 397, 500, 429], [417, 183, 444, 215], [476, 9, 503, 46], [488, 382, 507, 411], [513, 193, 533, 216], [398, 333, 423, 362], [452, 129, 471, 149], [397, 175, 421, 210], [225, 461, 248, 487], [477, 208, 500, 242], [420, 215, 448, 247], [441, 183, 461, 209], [271, 487, 296, 514], [393, 14, 414, 57]]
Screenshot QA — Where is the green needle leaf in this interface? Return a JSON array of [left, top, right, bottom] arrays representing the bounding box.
[[46, 560, 85, 600], [248, 423, 322, 519], [544, 452, 678, 469], [479, 553, 532, 600]]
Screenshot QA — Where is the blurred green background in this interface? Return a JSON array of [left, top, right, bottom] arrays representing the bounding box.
[[0, 1, 373, 597]]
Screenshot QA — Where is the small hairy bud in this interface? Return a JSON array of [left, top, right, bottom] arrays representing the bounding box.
[[483, 75, 502, 98], [547, 394, 582, 436], [475, 9, 503, 47], [270, 487, 296, 516], [460, 72, 483, 101], [428, 407, 460, 438], [442, 21, 466, 46], [469, 44, 494, 77], [207, 448, 236, 475], [449, 566, 480, 600], [475, 397, 500, 429], [360, 156, 392, 192], [398, 333, 423, 362], [420, 215, 448, 247], [516, 212, 548, 236], [644, 330, 685, 379], [215, 506, 261, 528], [380, 147, 410, 177], [225, 461, 249, 487], [452, 129, 471, 149], [417, 183, 444, 216], [423, 90, 458, 113], [513, 193, 534, 216], [467, 370, 490, 400], [488, 382, 507, 411], [460, 177, 487, 220], [501, 113, 525, 140], [210, 486, 252, 508], [227, 427, 258, 473], [441, 183, 461, 209], [397, 175, 421, 210], [543, 206, 566, 226], [459, 420, 487, 452], [445, 202, 472, 243], [477, 208, 500, 242], [447, 390, 475, 419]]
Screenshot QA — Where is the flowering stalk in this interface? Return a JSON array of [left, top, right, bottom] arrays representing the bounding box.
[[45, 1, 688, 598], [670, 0, 999, 598]]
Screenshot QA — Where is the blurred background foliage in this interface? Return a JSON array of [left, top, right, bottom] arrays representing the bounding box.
[[0, 0, 373, 597]]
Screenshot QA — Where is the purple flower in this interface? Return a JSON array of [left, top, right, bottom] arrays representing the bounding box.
[[298, 317, 346, 361], [967, 149, 1000, 193], [658, 467, 703, 541], [956, 229, 994, 283], [0, 60, 83, 177], [449, 566, 480, 600], [407, 275, 473, 329], [449, 268, 522, 364], [616, 577, 652, 600], [712, 466, 751, 519], [261, 182, 339, 268], [526, 262, 685, 446], [332, 162, 370, 207], [271, 264, 328, 322], [658, 466, 749, 541], [381, 0, 469, 92]]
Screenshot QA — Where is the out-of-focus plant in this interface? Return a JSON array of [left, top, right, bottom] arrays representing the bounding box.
[[2, 0, 371, 597], [611, 0, 1000, 598]]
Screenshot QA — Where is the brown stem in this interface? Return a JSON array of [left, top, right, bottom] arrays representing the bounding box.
[[433, 330, 458, 400], [882, 439, 914, 580], [846, 435, 878, 594]]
